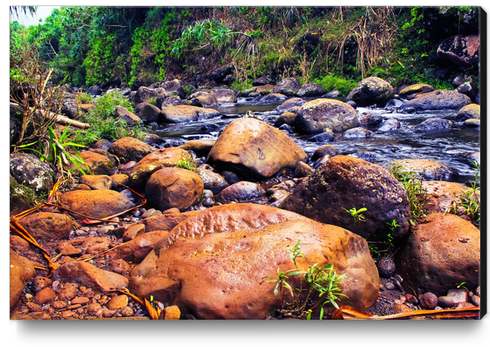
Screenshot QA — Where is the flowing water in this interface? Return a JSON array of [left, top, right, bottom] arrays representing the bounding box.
[[151, 98, 480, 186]]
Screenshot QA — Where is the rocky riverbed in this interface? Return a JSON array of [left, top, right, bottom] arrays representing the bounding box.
[[10, 76, 481, 320]]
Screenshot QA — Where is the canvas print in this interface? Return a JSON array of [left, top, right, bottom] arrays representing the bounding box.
[[9, 6, 483, 321]]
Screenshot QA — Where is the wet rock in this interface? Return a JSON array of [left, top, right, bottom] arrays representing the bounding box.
[[142, 210, 200, 233], [398, 84, 435, 98], [293, 161, 314, 178], [345, 76, 395, 107], [422, 181, 479, 218], [393, 304, 412, 313], [215, 181, 266, 204], [164, 306, 181, 320], [273, 77, 301, 96], [10, 152, 55, 194], [211, 88, 237, 103], [274, 97, 306, 114], [59, 190, 135, 219], [259, 93, 287, 103], [420, 292, 439, 309], [400, 90, 471, 111], [457, 103, 480, 121], [311, 145, 338, 161], [395, 159, 453, 181], [122, 224, 146, 242], [53, 261, 128, 292], [437, 34, 480, 67], [128, 147, 192, 188], [307, 129, 335, 142], [160, 105, 220, 123], [395, 213, 480, 296], [414, 117, 453, 132], [464, 119, 480, 128], [343, 127, 373, 139], [145, 168, 204, 212], [207, 118, 308, 180], [107, 295, 129, 310], [32, 276, 53, 293], [17, 212, 72, 240], [79, 174, 112, 190], [376, 118, 400, 133], [129, 204, 379, 319], [179, 140, 216, 157], [297, 83, 326, 97], [189, 92, 218, 107], [196, 164, 230, 194], [294, 98, 359, 133], [161, 79, 185, 98], [76, 151, 117, 176], [376, 257, 396, 278], [358, 112, 383, 127], [10, 250, 36, 310], [111, 174, 129, 186], [109, 137, 156, 162], [279, 155, 410, 241]]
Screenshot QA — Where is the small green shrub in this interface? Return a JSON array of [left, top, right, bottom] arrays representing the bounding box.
[[311, 74, 358, 97], [75, 92, 93, 105], [175, 157, 197, 172]]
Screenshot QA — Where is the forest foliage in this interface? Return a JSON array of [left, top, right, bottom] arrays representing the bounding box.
[[10, 6, 481, 92]]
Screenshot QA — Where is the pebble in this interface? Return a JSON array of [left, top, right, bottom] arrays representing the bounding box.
[[71, 296, 90, 305], [32, 276, 53, 293], [376, 257, 396, 278], [385, 282, 396, 290], [393, 304, 412, 314], [437, 296, 455, 308], [447, 288, 468, 304], [470, 294, 480, 306], [419, 292, 438, 309], [107, 295, 129, 310], [33, 287, 56, 305], [52, 301, 68, 309]]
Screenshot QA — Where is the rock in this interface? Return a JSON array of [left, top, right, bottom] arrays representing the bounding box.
[[376, 257, 396, 278], [358, 112, 383, 127], [196, 164, 230, 194], [437, 34, 480, 67], [400, 90, 471, 111], [145, 168, 204, 211], [293, 161, 314, 178], [108, 137, 156, 162], [255, 84, 275, 95], [457, 104, 480, 121], [164, 306, 181, 320], [395, 213, 480, 296], [343, 127, 373, 139], [311, 145, 338, 161], [128, 147, 192, 188], [209, 63, 234, 83], [87, 85, 101, 96], [447, 288, 469, 304], [179, 140, 216, 157], [135, 103, 161, 123], [31, 276, 52, 293], [420, 292, 439, 309], [414, 117, 453, 132], [10, 250, 36, 310], [279, 155, 410, 241], [17, 212, 72, 240], [395, 159, 453, 181], [10, 152, 55, 194], [273, 78, 301, 96], [33, 287, 56, 305], [132, 86, 164, 105], [345, 76, 395, 107], [59, 190, 135, 219], [128, 204, 379, 319], [76, 151, 117, 176], [252, 76, 274, 86], [79, 174, 112, 190], [438, 296, 455, 308], [464, 119, 480, 127], [114, 106, 141, 126], [160, 95, 183, 107], [398, 84, 435, 98], [294, 98, 359, 133], [122, 224, 146, 242], [215, 181, 266, 204], [376, 118, 400, 133], [422, 181, 479, 218], [189, 93, 218, 107], [107, 295, 129, 310], [297, 83, 326, 97], [142, 210, 200, 233], [259, 93, 287, 103], [61, 100, 78, 118], [211, 88, 237, 103], [53, 261, 128, 292], [160, 79, 185, 98], [160, 105, 220, 123], [207, 118, 308, 180], [307, 129, 335, 142], [393, 304, 412, 313], [274, 112, 297, 128]]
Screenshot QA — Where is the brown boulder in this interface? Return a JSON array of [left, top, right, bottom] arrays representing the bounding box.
[[160, 105, 220, 123], [196, 164, 230, 194], [215, 181, 266, 204], [59, 189, 135, 219], [346, 76, 395, 107], [422, 181, 479, 218], [457, 103, 480, 120], [76, 151, 117, 176], [395, 159, 453, 181], [142, 210, 200, 233], [10, 250, 36, 310], [18, 212, 72, 240], [115, 105, 142, 126], [138, 103, 161, 123], [53, 261, 128, 292], [273, 78, 301, 96], [145, 168, 204, 211], [398, 84, 435, 98], [129, 204, 379, 319], [294, 98, 359, 133], [207, 118, 308, 180], [179, 139, 216, 157], [395, 213, 480, 296], [79, 174, 112, 190], [128, 147, 192, 187], [107, 230, 169, 263], [279, 155, 410, 241], [108, 137, 156, 162], [210, 88, 237, 103]]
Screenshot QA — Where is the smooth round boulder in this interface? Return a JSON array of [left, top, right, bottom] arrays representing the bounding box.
[[400, 90, 471, 111], [129, 204, 379, 319], [294, 98, 359, 133], [395, 159, 453, 181], [414, 117, 453, 132], [196, 164, 229, 194], [395, 213, 480, 296], [10, 152, 55, 194], [297, 83, 326, 97], [59, 189, 135, 219], [160, 105, 220, 123], [109, 137, 156, 162], [215, 181, 266, 204], [273, 78, 301, 96], [128, 147, 192, 187], [457, 103, 480, 121], [207, 118, 308, 180], [17, 212, 72, 240], [345, 76, 395, 107], [398, 84, 435, 98], [279, 155, 410, 241], [145, 168, 204, 212]]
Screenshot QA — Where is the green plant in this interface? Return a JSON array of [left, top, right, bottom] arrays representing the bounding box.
[[75, 92, 93, 105], [343, 207, 367, 224], [175, 157, 197, 172]]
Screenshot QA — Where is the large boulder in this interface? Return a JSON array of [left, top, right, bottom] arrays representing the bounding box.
[[58, 189, 135, 219], [207, 118, 308, 180], [209, 63, 234, 83], [395, 159, 453, 181], [18, 212, 72, 241], [160, 79, 185, 98], [395, 213, 480, 296], [398, 84, 435, 98], [75, 151, 117, 176], [160, 105, 220, 123], [345, 76, 395, 107], [422, 181, 480, 219], [114, 106, 141, 126], [10, 152, 55, 194], [132, 86, 165, 105], [400, 90, 471, 111], [128, 147, 192, 187], [137, 103, 161, 123], [297, 83, 326, 97], [414, 117, 453, 132], [274, 97, 306, 114], [457, 103, 480, 121], [273, 78, 301, 96], [294, 98, 359, 133], [437, 34, 480, 67], [128, 204, 379, 319], [108, 137, 156, 162], [210, 88, 237, 104], [145, 168, 204, 212], [279, 155, 410, 241], [215, 181, 266, 204], [10, 250, 36, 310]]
